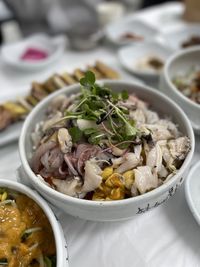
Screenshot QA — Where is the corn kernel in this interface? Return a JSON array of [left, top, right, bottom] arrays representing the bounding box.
[[105, 173, 124, 188], [110, 188, 125, 200], [1, 191, 7, 201], [98, 184, 112, 196], [102, 167, 113, 180], [92, 192, 105, 201], [95, 188, 106, 197], [123, 170, 135, 189], [105, 197, 112, 201]]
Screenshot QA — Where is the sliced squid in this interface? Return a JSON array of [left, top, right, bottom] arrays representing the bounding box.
[[129, 109, 146, 125], [52, 177, 82, 197], [158, 164, 168, 178], [144, 110, 159, 124], [116, 152, 141, 174], [158, 119, 179, 138], [134, 166, 158, 194], [168, 137, 191, 161], [42, 111, 64, 132], [82, 160, 102, 193], [146, 143, 162, 173], [58, 128, 72, 154]]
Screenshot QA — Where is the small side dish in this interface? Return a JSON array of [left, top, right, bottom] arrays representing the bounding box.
[[135, 55, 164, 74], [173, 67, 200, 104], [0, 188, 56, 266], [30, 72, 191, 201], [105, 19, 158, 46], [21, 48, 49, 61], [120, 32, 144, 42], [181, 35, 200, 48]]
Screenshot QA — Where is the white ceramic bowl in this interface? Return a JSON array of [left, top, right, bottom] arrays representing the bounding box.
[[105, 18, 158, 46], [158, 24, 200, 51], [160, 46, 200, 133], [118, 41, 173, 79], [185, 161, 200, 226], [0, 179, 69, 267], [19, 80, 194, 221], [1, 33, 67, 71]]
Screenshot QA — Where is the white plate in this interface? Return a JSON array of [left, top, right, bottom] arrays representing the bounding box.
[[118, 41, 173, 79], [105, 18, 158, 46], [1, 33, 67, 71], [185, 161, 200, 225], [158, 24, 200, 51]]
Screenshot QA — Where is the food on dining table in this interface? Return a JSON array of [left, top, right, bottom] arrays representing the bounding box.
[[31, 71, 191, 201], [173, 67, 200, 104], [0, 61, 120, 132], [181, 35, 200, 48], [0, 188, 56, 266], [20, 47, 49, 61], [135, 55, 164, 73], [120, 32, 144, 42]]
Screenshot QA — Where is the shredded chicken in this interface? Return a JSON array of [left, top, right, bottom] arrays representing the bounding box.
[[134, 166, 158, 194]]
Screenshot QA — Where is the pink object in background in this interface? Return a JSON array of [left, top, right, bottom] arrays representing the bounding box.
[[20, 47, 48, 61]]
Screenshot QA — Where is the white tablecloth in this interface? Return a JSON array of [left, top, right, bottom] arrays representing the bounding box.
[[1, 3, 200, 267]]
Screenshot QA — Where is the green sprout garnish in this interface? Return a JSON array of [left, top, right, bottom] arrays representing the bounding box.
[[44, 256, 56, 267], [59, 71, 137, 146], [0, 258, 8, 265]]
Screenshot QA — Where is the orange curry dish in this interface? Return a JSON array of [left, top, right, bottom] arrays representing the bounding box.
[[0, 189, 56, 267]]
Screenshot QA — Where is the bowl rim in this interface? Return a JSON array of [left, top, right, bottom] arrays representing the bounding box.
[[185, 161, 200, 226], [164, 46, 200, 110], [0, 179, 65, 266], [19, 80, 195, 207]]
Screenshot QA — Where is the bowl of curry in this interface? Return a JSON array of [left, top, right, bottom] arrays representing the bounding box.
[[0, 179, 68, 267]]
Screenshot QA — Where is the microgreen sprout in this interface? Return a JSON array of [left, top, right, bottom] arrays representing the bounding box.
[[56, 71, 138, 145]]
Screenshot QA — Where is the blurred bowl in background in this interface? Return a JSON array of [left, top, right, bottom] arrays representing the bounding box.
[[1, 33, 67, 71], [160, 46, 200, 133], [105, 18, 158, 46], [118, 40, 173, 80], [158, 24, 200, 51]]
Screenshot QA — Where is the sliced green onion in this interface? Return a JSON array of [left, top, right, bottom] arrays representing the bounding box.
[[0, 188, 6, 194], [38, 254, 45, 267], [0, 200, 16, 207], [29, 242, 39, 251], [44, 256, 52, 267], [0, 258, 8, 265], [23, 227, 42, 235], [21, 227, 42, 242]]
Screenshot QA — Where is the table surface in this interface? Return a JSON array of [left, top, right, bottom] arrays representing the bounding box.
[[1, 2, 200, 267]]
